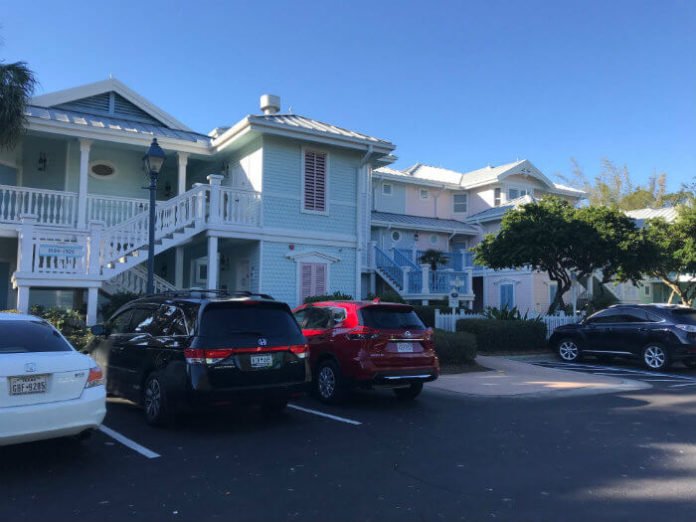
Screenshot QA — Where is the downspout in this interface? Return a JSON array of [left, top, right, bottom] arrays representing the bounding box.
[[356, 145, 374, 298]]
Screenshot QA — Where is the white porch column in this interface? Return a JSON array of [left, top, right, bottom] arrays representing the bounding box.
[[207, 235, 219, 290], [16, 286, 29, 313], [77, 139, 92, 228], [421, 264, 430, 294], [403, 267, 410, 296], [175, 247, 184, 288], [86, 287, 99, 326], [177, 152, 189, 195], [207, 174, 223, 225]]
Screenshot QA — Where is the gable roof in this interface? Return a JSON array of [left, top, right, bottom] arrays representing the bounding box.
[[465, 195, 537, 223], [31, 78, 192, 131], [625, 207, 678, 227], [375, 160, 586, 197]]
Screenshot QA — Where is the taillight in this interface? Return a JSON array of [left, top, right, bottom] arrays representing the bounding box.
[[289, 344, 309, 359], [84, 365, 104, 388], [346, 326, 380, 341], [185, 348, 235, 365], [184, 348, 206, 364]]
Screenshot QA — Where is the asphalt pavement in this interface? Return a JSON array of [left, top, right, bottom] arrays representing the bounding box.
[[4, 357, 696, 521]]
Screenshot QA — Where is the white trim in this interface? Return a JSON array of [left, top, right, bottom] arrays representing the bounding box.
[[285, 250, 341, 263], [31, 78, 193, 132], [88, 159, 118, 180], [301, 147, 330, 216]]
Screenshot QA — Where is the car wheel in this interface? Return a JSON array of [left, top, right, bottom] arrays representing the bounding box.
[[315, 360, 346, 404], [642, 344, 670, 371], [143, 372, 173, 427], [393, 382, 423, 400], [684, 359, 696, 369], [557, 339, 581, 362], [261, 397, 289, 415]]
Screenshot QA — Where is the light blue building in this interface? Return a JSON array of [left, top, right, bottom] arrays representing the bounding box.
[[0, 79, 395, 323]]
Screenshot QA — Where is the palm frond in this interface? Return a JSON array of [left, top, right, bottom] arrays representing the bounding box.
[[0, 61, 37, 149]]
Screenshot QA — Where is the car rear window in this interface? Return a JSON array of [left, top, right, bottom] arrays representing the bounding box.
[[360, 306, 426, 330], [0, 320, 73, 353], [199, 302, 304, 343], [669, 308, 696, 324]]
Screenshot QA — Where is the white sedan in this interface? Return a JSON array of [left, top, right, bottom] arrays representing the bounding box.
[[0, 313, 106, 446]]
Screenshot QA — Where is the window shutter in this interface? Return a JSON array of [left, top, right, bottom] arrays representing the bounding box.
[[299, 262, 328, 301], [315, 264, 326, 295], [301, 264, 313, 301], [304, 151, 327, 212]]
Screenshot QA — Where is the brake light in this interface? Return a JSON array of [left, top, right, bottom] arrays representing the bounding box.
[[84, 365, 104, 388], [289, 344, 309, 359], [184, 348, 206, 364], [346, 326, 380, 341]]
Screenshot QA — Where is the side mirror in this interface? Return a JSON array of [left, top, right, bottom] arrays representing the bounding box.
[[90, 324, 108, 337]]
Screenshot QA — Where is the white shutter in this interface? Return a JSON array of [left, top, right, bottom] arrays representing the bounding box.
[[299, 262, 328, 301], [301, 263, 313, 301], [304, 150, 327, 212], [314, 264, 327, 295]]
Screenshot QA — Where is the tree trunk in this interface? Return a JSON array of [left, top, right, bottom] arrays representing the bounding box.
[[548, 279, 572, 315]]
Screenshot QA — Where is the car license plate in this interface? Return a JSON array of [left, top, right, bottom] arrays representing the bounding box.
[[396, 343, 414, 353], [9, 374, 48, 395], [250, 354, 273, 368]]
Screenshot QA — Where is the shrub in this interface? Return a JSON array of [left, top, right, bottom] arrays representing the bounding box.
[[433, 329, 477, 364], [304, 291, 353, 304], [100, 291, 141, 321], [1, 306, 94, 352], [411, 304, 452, 328], [366, 291, 405, 303], [456, 319, 547, 353]]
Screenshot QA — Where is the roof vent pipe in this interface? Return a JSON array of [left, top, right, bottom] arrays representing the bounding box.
[[260, 94, 281, 115]]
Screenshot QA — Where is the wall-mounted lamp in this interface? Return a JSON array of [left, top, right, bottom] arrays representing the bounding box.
[[163, 181, 173, 198], [37, 152, 47, 171], [413, 232, 419, 242]]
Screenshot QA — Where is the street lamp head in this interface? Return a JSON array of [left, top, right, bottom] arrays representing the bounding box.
[[143, 138, 166, 174]]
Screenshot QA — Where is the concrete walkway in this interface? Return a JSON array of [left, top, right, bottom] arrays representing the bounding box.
[[429, 355, 651, 398]]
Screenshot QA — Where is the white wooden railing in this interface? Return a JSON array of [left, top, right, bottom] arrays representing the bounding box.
[[30, 228, 89, 275], [0, 185, 78, 226], [107, 265, 177, 295], [86, 194, 151, 228], [99, 185, 208, 270], [219, 187, 262, 226]]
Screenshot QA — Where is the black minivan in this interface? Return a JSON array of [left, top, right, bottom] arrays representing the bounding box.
[[86, 291, 310, 425]]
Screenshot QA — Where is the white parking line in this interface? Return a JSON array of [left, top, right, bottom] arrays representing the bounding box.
[[288, 404, 362, 426], [98, 425, 161, 459]]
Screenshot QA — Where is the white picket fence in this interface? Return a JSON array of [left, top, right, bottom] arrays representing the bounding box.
[[434, 309, 581, 338]]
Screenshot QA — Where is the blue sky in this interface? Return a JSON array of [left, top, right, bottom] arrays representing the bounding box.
[[1, 0, 694, 190]]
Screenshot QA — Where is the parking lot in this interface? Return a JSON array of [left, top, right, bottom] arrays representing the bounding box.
[[5, 364, 696, 522]]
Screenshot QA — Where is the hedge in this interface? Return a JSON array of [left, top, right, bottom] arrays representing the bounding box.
[[412, 305, 452, 328], [433, 329, 477, 365], [1, 306, 94, 352], [456, 319, 547, 353]]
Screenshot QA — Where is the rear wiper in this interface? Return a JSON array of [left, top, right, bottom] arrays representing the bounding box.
[[225, 330, 265, 336]]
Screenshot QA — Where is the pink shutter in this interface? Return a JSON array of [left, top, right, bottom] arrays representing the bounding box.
[[304, 151, 326, 211], [314, 263, 327, 295], [300, 263, 313, 301]]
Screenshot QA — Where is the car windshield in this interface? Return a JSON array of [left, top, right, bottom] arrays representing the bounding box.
[[199, 302, 304, 343], [669, 308, 696, 324], [360, 306, 426, 330], [0, 320, 73, 353]]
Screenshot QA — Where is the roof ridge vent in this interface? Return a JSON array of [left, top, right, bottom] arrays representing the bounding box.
[[260, 94, 281, 115]]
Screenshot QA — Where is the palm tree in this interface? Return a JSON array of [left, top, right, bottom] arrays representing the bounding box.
[[0, 61, 37, 150], [419, 249, 448, 288]]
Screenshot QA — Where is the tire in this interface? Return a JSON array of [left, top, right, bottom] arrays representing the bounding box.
[[393, 382, 423, 401], [684, 359, 696, 369], [642, 344, 670, 371], [315, 360, 346, 404], [143, 372, 173, 427], [261, 397, 289, 415], [556, 338, 581, 362]]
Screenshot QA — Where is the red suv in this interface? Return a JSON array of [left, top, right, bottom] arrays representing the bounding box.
[[293, 300, 439, 403]]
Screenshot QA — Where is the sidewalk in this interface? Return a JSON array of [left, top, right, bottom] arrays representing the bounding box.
[[429, 355, 651, 398]]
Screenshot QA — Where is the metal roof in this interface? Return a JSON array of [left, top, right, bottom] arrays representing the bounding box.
[[248, 114, 394, 147], [26, 105, 213, 145], [371, 211, 479, 234], [625, 208, 678, 223], [465, 195, 536, 223]]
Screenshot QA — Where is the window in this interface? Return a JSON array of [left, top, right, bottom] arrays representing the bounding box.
[[155, 305, 189, 336], [500, 283, 514, 309], [0, 320, 72, 353], [303, 150, 327, 212], [644, 285, 651, 296], [430, 234, 438, 245], [508, 187, 530, 200], [200, 302, 304, 343], [108, 309, 133, 334], [453, 193, 468, 213], [382, 183, 393, 196], [359, 306, 425, 329], [549, 283, 558, 305], [131, 307, 159, 335], [420, 189, 429, 200], [300, 262, 328, 302], [89, 161, 117, 179], [494, 188, 501, 207], [303, 307, 333, 329], [391, 231, 401, 242]]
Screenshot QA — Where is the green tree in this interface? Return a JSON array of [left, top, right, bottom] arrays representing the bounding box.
[[641, 206, 696, 305], [419, 249, 448, 288], [475, 198, 643, 314], [0, 60, 37, 149]]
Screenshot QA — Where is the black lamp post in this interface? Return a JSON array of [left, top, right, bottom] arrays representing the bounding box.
[[143, 138, 166, 295]]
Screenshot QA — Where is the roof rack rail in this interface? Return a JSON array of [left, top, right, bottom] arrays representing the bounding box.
[[156, 289, 275, 300], [227, 291, 276, 300]]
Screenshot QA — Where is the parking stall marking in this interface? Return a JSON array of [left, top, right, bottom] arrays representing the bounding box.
[[288, 404, 362, 426], [98, 425, 161, 459], [533, 361, 696, 387]]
